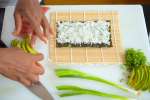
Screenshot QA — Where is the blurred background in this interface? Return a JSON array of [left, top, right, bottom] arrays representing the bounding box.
[[44, 0, 150, 4]]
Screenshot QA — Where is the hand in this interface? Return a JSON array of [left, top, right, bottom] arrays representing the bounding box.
[[0, 48, 44, 86], [14, 0, 52, 46]]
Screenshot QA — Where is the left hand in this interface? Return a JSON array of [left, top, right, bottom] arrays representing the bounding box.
[[0, 48, 44, 86], [14, 0, 52, 46]]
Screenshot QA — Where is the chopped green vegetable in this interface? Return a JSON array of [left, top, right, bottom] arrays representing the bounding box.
[[57, 85, 130, 100], [55, 69, 133, 93], [125, 48, 150, 91], [125, 48, 147, 70]]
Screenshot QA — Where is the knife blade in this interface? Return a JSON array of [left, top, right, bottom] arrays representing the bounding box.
[[26, 81, 54, 100]]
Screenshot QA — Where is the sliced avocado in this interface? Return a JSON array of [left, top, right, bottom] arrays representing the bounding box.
[[142, 66, 149, 90], [20, 41, 23, 49], [134, 67, 143, 89], [16, 41, 21, 48], [11, 39, 19, 47], [21, 40, 28, 53], [136, 65, 148, 90], [148, 67, 150, 91], [127, 69, 134, 85], [128, 68, 136, 87], [130, 68, 138, 88], [14, 40, 19, 47], [24, 38, 31, 53]]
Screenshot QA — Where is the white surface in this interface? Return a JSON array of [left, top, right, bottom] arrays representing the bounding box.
[[0, 5, 150, 100]]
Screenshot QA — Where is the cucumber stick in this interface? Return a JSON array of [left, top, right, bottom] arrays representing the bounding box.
[[57, 85, 130, 100], [56, 69, 130, 93]]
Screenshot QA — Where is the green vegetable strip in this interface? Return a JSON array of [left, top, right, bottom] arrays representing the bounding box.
[[56, 69, 129, 92], [143, 66, 149, 90], [130, 68, 138, 87], [134, 67, 143, 90], [57, 85, 129, 100], [148, 67, 150, 91], [136, 66, 148, 90], [59, 92, 84, 97], [127, 69, 135, 86], [134, 69, 141, 88]]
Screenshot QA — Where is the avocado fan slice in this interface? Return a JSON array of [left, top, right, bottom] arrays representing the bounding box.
[[134, 67, 144, 90]]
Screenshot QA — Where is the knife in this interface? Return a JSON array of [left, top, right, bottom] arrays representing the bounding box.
[[26, 81, 54, 100]]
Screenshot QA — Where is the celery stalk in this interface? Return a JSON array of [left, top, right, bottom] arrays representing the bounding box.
[[55, 69, 129, 92], [57, 85, 129, 100]]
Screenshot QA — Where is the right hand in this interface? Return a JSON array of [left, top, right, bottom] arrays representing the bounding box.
[[0, 48, 44, 86], [14, 0, 52, 46]]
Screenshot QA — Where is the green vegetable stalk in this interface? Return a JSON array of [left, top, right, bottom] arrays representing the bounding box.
[[55, 69, 136, 94], [57, 85, 130, 100]]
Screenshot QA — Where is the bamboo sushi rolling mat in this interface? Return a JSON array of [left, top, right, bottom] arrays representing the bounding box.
[[49, 11, 124, 64]]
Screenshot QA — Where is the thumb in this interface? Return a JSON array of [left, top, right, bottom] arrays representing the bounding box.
[[13, 12, 22, 35], [33, 54, 44, 61]]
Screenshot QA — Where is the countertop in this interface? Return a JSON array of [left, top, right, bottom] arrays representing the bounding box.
[[1, 5, 150, 100]]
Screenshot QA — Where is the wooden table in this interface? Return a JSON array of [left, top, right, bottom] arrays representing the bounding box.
[[45, 0, 150, 5]]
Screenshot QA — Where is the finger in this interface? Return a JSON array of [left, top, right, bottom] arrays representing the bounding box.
[[26, 13, 47, 43], [33, 23, 47, 43], [13, 12, 22, 35], [27, 74, 39, 83], [31, 34, 37, 47], [19, 77, 31, 86], [35, 62, 45, 75], [49, 26, 54, 35], [21, 21, 33, 34], [41, 16, 50, 39], [31, 63, 44, 75], [27, 13, 46, 43], [32, 54, 44, 61]]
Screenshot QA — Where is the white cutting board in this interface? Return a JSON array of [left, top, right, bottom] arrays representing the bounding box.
[[0, 5, 150, 100]]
